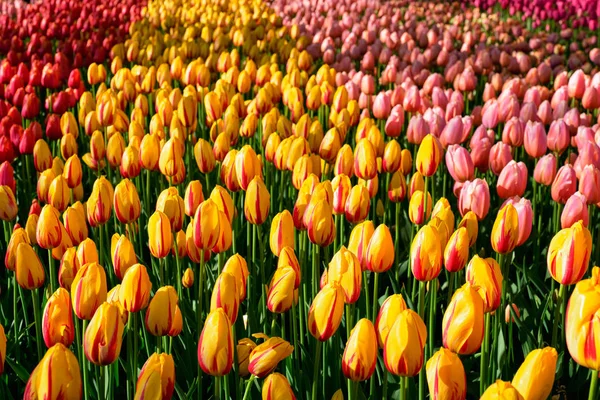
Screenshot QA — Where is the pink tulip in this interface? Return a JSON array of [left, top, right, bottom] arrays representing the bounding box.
[[551, 164, 578, 204], [523, 121, 547, 158], [501, 196, 533, 246], [406, 115, 427, 145], [440, 116, 464, 148], [403, 86, 421, 113], [497, 161, 528, 199], [547, 119, 570, 154], [372, 92, 391, 120], [489, 142, 513, 176], [458, 178, 490, 221], [561, 192, 589, 229], [534, 154, 558, 186], [574, 140, 600, 177], [537, 100, 553, 125], [567, 70, 586, 99], [578, 164, 600, 204], [502, 117, 525, 147], [384, 105, 403, 138], [582, 86, 600, 110], [482, 100, 499, 129], [445, 145, 474, 183]]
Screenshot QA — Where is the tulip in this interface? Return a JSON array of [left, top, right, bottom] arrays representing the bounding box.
[[248, 336, 294, 378], [411, 225, 443, 282], [466, 256, 503, 313], [148, 211, 173, 259], [342, 319, 378, 381], [548, 119, 570, 154], [75, 238, 98, 266], [335, 145, 354, 178], [565, 267, 600, 371], [238, 338, 257, 377], [328, 247, 361, 304], [5, 227, 29, 272], [511, 347, 557, 400], [548, 221, 592, 285], [210, 185, 235, 225], [262, 372, 296, 400], [383, 309, 427, 377], [496, 161, 528, 199], [416, 134, 443, 177], [87, 177, 114, 227], [444, 227, 470, 273], [501, 197, 533, 247], [111, 234, 137, 280], [366, 224, 394, 273], [491, 204, 519, 254], [354, 139, 377, 180], [184, 181, 205, 217], [551, 165, 577, 204], [523, 121, 547, 158], [139, 134, 160, 171], [114, 179, 141, 224], [408, 190, 433, 225], [245, 177, 270, 225], [25, 344, 82, 400], [480, 380, 524, 400], [42, 288, 74, 348], [84, 302, 125, 365], [561, 192, 589, 229], [426, 348, 467, 400], [235, 145, 261, 190], [267, 266, 296, 314], [442, 284, 485, 355], [344, 185, 370, 224], [193, 199, 221, 251], [375, 294, 408, 348], [16, 242, 45, 290], [445, 145, 474, 183], [145, 286, 178, 336], [71, 262, 107, 320], [308, 283, 345, 341], [119, 264, 152, 313], [578, 165, 600, 204], [332, 174, 352, 214], [270, 211, 295, 257], [135, 353, 176, 400], [197, 309, 234, 377], [63, 204, 88, 246], [211, 271, 240, 322], [306, 201, 335, 247], [59, 248, 79, 291], [37, 204, 63, 249]]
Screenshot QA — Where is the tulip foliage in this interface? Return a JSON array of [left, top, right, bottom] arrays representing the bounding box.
[[3, 0, 600, 399]]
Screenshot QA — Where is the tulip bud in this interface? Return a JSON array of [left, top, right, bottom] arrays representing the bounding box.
[[119, 264, 152, 313], [383, 309, 427, 377], [354, 139, 377, 180], [148, 211, 173, 259], [348, 221, 375, 270], [366, 224, 394, 273], [480, 380, 524, 400], [248, 336, 294, 378], [328, 247, 361, 304], [37, 204, 63, 249], [548, 221, 592, 285], [135, 353, 176, 400], [270, 211, 295, 256], [63, 155, 82, 189], [16, 242, 45, 290], [416, 134, 443, 177], [245, 177, 270, 225], [262, 372, 295, 399], [63, 203, 87, 246], [306, 201, 335, 247], [25, 344, 82, 400], [113, 179, 141, 224], [342, 319, 378, 381], [465, 256, 503, 313], [193, 199, 221, 251], [426, 348, 466, 400], [41, 287, 75, 348], [5, 227, 29, 272], [332, 174, 352, 215], [211, 272, 240, 322], [111, 234, 137, 280], [491, 204, 519, 254], [408, 190, 432, 225], [308, 283, 345, 341], [84, 302, 124, 366], [71, 262, 107, 320], [375, 294, 408, 348], [344, 185, 370, 224], [551, 165, 577, 204], [87, 177, 114, 227], [442, 283, 485, 355], [511, 347, 557, 400], [411, 225, 443, 282], [145, 286, 178, 337], [184, 180, 204, 217], [561, 192, 589, 229]]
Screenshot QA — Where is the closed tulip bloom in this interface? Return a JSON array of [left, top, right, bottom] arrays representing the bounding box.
[[578, 165, 600, 204], [119, 264, 152, 313], [354, 139, 377, 180], [193, 199, 220, 251], [211, 211, 232, 254], [388, 171, 407, 202], [210, 185, 235, 225], [75, 238, 98, 266], [139, 134, 160, 171], [84, 302, 124, 365], [222, 254, 250, 301], [184, 181, 204, 217], [237, 338, 257, 377], [194, 138, 215, 174], [270, 211, 295, 256], [59, 248, 79, 291], [565, 267, 600, 370], [497, 161, 528, 199], [481, 380, 524, 400], [375, 294, 408, 348], [235, 145, 261, 191], [416, 134, 443, 177], [332, 174, 352, 215], [345, 185, 370, 224], [262, 372, 296, 400], [328, 247, 361, 304], [308, 283, 346, 341], [457, 211, 478, 247], [16, 242, 45, 290], [114, 179, 141, 224], [63, 204, 88, 246], [211, 272, 240, 322], [145, 286, 178, 336], [71, 262, 107, 320], [502, 197, 533, 246], [248, 336, 294, 378], [444, 227, 470, 273], [382, 140, 401, 173], [306, 201, 335, 247], [548, 221, 592, 285], [348, 221, 375, 270], [148, 211, 173, 259], [37, 204, 63, 249], [156, 187, 185, 232], [42, 288, 74, 348], [446, 145, 474, 183], [533, 154, 557, 186], [384, 309, 427, 377], [411, 225, 443, 282], [335, 144, 354, 178], [5, 227, 29, 272], [342, 319, 378, 381], [466, 256, 503, 313], [111, 234, 137, 280], [426, 348, 467, 400], [523, 121, 547, 158], [551, 165, 577, 204], [491, 204, 519, 254], [409, 190, 433, 225], [245, 177, 270, 225], [561, 192, 589, 229], [459, 179, 490, 221], [548, 119, 570, 154], [366, 224, 394, 273], [267, 267, 297, 314], [442, 284, 485, 355], [33, 139, 52, 172], [511, 347, 557, 400], [25, 344, 82, 400], [87, 177, 114, 227], [159, 138, 185, 178], [135, 352, 176, 400]]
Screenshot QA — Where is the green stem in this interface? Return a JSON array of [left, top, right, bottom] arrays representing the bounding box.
[[312, 340, 323, 400], [428, 279, 437, 358], [224, 373, 231, 400], [383, 369, 388, 400], [551, 284, 566, 349], [48, 249, 56, 295], [215, 376, 221, 400], [372, 272, 380, 323], [480, 313, 491, 395], [242, 375, 256, 400], [589, 369, 599, 400], [418, 281, 426, 400], [13, 275, 18, 346], [32, 289, 42, 360], [83, 320, 90, 400]]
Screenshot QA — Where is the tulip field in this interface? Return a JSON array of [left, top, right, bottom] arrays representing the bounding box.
[[4, 0, 600, 398]]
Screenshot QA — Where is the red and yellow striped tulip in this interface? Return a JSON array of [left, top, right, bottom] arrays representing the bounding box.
[[262, 372, 296, 400], [37, 204, 63, 249], [342, 319, 378, 381], [308, 283, 345, 341], [547, 221, 592, 285], [42, 288, 74, 348], [511, 347, 557, 400], [491, 204, 519, 254], [156, 187, 185, 231], [210, 272, 240, 322], [416, 134, 443, 177], [411, 225, 443, 282], [466, 256, 503, 313], [145, 286, 178, 336], [135, 352, 176, 400], [245, 176, 270, 225], [16, 242, 45, 290], [198, 308, 234, 376], [383, 309, 427, 377], [119, 263, 152, 313], [114, 179, 141, 224], [270, 210, 295, 256], [148, 211, 173, 259], [248, 336, 294, 378], [366, 224, 395, 273], [348, 221, 375, 270], [238, 338, 257, 377], [24, 344, 81, 400], [328, 247, 361, 304], [426, 348, 467, 400], [84, 301, 124, 365], [71, 262, 107, 320], [442, 284, 485, 355]]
